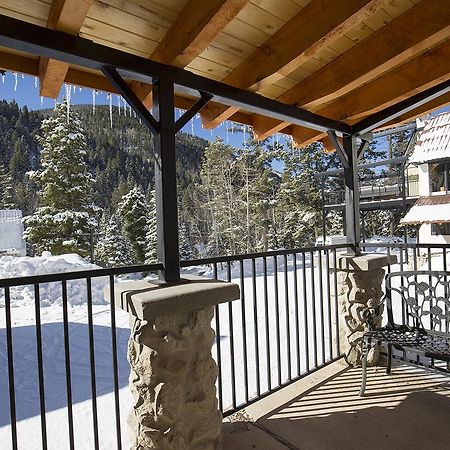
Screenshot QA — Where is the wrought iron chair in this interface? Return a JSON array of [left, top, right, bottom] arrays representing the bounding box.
[[360, 271, 450, 396]]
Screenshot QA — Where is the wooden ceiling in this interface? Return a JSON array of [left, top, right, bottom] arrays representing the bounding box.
[[0, 0, 449, 149]]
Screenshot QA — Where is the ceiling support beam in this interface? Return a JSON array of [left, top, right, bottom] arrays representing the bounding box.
[[291, 40, 450, 146], [200, 0, 389, 129], [129, 0, 249, 107], [0, 14, 351, 135], [175, 93, 213, 133], [353, 79, 450, 136], [39, 0, 92, 98], [252, 0, 450, 140]]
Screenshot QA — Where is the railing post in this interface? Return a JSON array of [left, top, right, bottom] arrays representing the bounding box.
[[152, 78, 181, 282], [342, 135, 361, 255]]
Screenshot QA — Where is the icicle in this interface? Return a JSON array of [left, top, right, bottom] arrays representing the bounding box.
[[226, 121, 229, 143], [191, 118, 194, 135], [276, 133, 279, 146], [34, 77, 38, 88], [79, 87, 82, 93], [108, 93, 113, 128], [117, 95, 121, 115], [21, 73, 24, 79], [92, 90, 96, 114], [13, 72, 18, 91], [1, 72, 5, 84], [65, 84, 71, 123], [40, 96, 43, 106]]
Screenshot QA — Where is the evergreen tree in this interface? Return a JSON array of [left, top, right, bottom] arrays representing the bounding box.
[[118, 186, 149, 263], [94, 213, 133, 267], [179, 219, 193, 260], [0, 165, 16, 209], [9, 136, 31, 179], [145, 190, 158, 264], [23, 100, 99, 256]]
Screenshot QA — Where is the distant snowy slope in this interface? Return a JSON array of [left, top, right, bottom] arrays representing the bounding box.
[[0, 252, 108, 307]]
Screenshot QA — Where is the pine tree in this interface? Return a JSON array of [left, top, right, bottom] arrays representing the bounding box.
[[145, 190, 158, 263], [118, 186, 149, 263], [0, 165, 16, 209], [179, 219, 193, 260], [94, 213, 133, 267], [23, 100, 99, 256]]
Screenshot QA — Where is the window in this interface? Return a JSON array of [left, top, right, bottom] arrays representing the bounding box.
[[431, 223, 450, 236], [429, 161, 450, 193]]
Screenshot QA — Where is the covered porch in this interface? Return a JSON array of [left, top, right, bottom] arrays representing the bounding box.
[[0, 1, 449, 449]]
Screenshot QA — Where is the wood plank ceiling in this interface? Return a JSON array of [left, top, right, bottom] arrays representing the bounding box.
[[0, 0, 449, 150]]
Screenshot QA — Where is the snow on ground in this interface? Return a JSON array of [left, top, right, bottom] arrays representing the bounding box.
[[0, 248, 447, 449]]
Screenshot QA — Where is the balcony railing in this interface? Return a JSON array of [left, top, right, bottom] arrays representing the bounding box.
[[1, 242, 449, 449]]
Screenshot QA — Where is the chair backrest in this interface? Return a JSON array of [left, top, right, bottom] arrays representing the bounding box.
[[385, 271, 450, 333]]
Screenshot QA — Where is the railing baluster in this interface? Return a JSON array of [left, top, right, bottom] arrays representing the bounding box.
[[226, 261, 236, 410], [5, 287, 18, 450], [239, 259, 249, 403], [213, 263, 223, 413], [333, 250, 340, 356], [318, 249, 325, 365], [109, 275, 122, 450], [293, 253, 300, 377], [263, 256, 271, 390], [62, 281, 75, 450], [325, 249, 333, 361], [302, 252, 310, 373], [34, 284, 48, 450], [251, 258, 261, 397], [86, 278, 100, 450], [310, 251, 318, 368], [283, 254, 292, 380], [273, 255, 282, 386]]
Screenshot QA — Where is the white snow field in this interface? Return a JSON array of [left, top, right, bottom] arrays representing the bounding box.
[[0, 249, 447, 449]]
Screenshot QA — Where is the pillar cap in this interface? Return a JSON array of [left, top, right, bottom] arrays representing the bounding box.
[[107, 275, 240, 320], [333, 252, 397, 271]]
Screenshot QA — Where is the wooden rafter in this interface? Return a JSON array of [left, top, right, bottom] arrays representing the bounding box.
[[253, 0, 450, 140], [129, 0, 249, 106], [39, 0, 92, 98], [291, 40, 450, 147], [200, 0, 389, 129]]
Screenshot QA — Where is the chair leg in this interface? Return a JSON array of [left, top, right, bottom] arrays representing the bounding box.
[[359, 341, 369, 397], [386, 343, 392, 375]]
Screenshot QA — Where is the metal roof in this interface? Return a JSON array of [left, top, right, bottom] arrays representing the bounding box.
[[401, 195, 450, 225], [409, 113, 450, 164]]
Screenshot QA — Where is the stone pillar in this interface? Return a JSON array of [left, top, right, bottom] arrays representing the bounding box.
[[334, 253, 396, 366], [111, 275, 240, 450]]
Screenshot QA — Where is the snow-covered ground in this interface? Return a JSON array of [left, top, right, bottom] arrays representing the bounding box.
[[0, 249, 448, 449]]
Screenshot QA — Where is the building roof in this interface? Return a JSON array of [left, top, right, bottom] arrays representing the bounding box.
[[0, 0, 449, 151], [400, 195, 450, 225], [409, 113, 450, 164]]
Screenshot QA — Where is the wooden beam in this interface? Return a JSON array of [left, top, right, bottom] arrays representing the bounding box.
[[291, 40, 450, 146], [200, 0, 389, 129], [39, 0, 92, 98], [129, 0, 249, 106], [252, 0, 450, 140]]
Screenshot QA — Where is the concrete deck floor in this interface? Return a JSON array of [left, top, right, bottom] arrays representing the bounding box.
[[222, 360, 450, 450]]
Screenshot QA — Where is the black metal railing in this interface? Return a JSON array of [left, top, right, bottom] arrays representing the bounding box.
[[0, 245, 347, 449]]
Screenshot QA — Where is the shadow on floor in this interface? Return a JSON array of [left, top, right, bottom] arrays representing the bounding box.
[[223, 363, 450, 450]]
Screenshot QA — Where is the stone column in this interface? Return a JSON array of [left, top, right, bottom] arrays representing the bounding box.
[[334, 253, 396, 366], [111, 275, 240, 450]]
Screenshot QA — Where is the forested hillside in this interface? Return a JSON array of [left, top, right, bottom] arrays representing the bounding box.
[[0, 100, 206, 214], [0, 99, 412, 261]]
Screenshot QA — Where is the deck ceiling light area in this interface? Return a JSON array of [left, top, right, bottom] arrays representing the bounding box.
[[0, 0, 448, 150]]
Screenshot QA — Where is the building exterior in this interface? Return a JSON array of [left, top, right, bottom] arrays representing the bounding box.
[[401, 113, 450, 244], [0, 209, 26, 256]]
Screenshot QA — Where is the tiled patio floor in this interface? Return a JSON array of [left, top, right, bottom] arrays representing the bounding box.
[[222, 359, 450, 450]]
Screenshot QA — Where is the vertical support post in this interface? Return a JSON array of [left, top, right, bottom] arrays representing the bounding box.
[[343, 135, 361, 255], [152, 78, 180, 281]]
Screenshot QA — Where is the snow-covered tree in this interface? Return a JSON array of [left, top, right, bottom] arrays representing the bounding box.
[[118, 186, 149, 263], [23, 100, 99, 256], [179, 219, 194, 260], [145, 190, 158, 264], [94, 213, 133, 267], [0, 165, 16, 209]]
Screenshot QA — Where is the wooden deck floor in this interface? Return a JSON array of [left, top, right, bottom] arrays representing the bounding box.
[[222, 360, 450, 450]]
